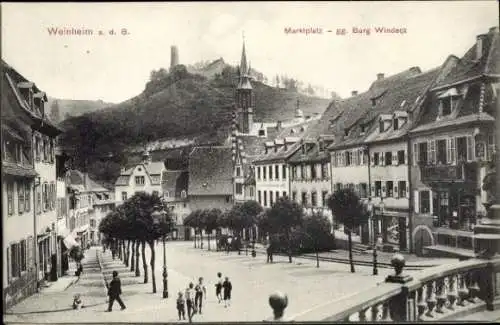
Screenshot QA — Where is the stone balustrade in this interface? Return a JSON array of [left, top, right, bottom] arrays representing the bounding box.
[[319, 257, 500, 322], [278, 254, 500, 322]]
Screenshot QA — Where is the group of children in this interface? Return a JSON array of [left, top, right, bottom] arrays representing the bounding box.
[[176, 273, 233, 322]]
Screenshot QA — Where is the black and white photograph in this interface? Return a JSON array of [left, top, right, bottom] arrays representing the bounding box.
[[1, 1, 500, 323]]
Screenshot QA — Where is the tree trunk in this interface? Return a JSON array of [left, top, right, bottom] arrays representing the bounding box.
[[118, 240, 123, 259], [130, 240, 135, 272], [207, 232, 210, 251], [287, 231, 292, 263], [126, 240, 131, 267], [122, 241, 127, 265], [135, 241, 140, 277], [148, 240, 157, 293], [348, 231, 355, 273], [141, 240, 148, 283], [200, 229, 204, 249], [194, 229, 197, 248]]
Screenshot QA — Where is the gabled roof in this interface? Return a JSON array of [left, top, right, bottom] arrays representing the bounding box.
[[288, 141, 330, 164], [162, 170, 188, 198], [188, 146, 233, 196], [253, 141, 302, 164], [434, 27, 500, 89], [68, 170, 109, 192]]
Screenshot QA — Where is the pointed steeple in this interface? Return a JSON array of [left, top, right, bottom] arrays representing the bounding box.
[[248, 61, 252, 76], [240, 38, 248, 77]]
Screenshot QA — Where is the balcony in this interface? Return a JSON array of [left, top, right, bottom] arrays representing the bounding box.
[[420, 164, 464, 182]]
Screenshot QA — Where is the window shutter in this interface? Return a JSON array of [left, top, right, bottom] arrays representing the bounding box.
[[406, 184, 410, 199], [414, 190, 419, 213], [447, 139, 452, 164], [394, 185, 399, 198], [382, 183, 386, 197], [7, 246, 10, 282], [371, 183, 375, 196], [427, 141, 432, 164], [371, 153, 375, 166], [466, 136, 474, 161], [392, 151, 397, 166], [404, 150, 408, 165], [379, 153, 384, 166], [413, 143, 418, 166]]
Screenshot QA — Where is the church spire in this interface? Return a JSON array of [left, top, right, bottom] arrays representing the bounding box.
[[240, 35, 248, 77]]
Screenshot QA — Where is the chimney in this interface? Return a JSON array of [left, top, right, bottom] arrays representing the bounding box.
[[351, 90, 358, 96], [476, 34, 487, 61], [377, 73, 384, 80]]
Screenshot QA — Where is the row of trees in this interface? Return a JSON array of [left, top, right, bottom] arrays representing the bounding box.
[[98, 192, 173, 293]]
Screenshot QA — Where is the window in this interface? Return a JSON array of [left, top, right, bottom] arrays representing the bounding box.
[[18, 183, 25, 214], [398, 181, 407, 198], [275, 165, 280, 180], [20, 239, 26, 272], [419, 191, 431, 213], [311, 192, 317, 207], [225, 196, 231, 203], [301, 192, 308, 206], [437, 139, 447, 165], [375, 181, 382, 197], [257, 167, 261, 180], [379, 120, 385, 133], [321, 163, 328, 179], [374, 152, 380, 166], [263, 166, 267, 180], [385, 152, 392, 166], [269, 166, 273, 180], [37, 188, 41, 214], [335, 183, 342, 192], [135, 176, 145, 185], [418, 142, 428, 164], [249, 187, 254, 197], [282, 191, 287, 198], [258, 190, 262, 204], [269, 191, 274, 205], [90, 219, 96, 228], [7, 182, 14, 215], [386, 181, 394, 197], [441, 97, 452, 116], [121, 192, 127, 201], [43, 183, 49, 211], [429, 140, 436, 164], [393, 118, 399, 131], [311, 164, 317, 179], [345, 151, 351, 166], [275, 191, 280, 201], [11, 243, 19, 278], [235, 183, 243, 194], [397, 150, 405, 165], [263, 191, 267, 206], [448, 138, 456, 164], [301, 165, 306, 179], [34, 137, 40, 161], [236, 167, 241, 177], [152, 190, 159, 196], [25, 183, 31, 212], [322, 191, 328, 207], [282, 165, 287, 179], [258, 130, 265, 136], [457, 137, 467, 162], [359, 183, 368, 198]]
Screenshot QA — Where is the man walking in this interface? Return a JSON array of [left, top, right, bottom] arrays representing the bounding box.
[[194, 277, 207, 314], [107, 271, 126, 312], [185, 282, 196, 322], [266, 242, 273, 263]]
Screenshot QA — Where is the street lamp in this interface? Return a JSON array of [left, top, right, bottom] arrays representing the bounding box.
[[152, 205, 168, 299], [373, 199, 385, 276]]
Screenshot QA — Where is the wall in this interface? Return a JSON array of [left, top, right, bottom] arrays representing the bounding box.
[[114, 165, 163, 206], [255, 162, 289, 208], [189, 195, 233, 212], [34, 159, 57, 234]]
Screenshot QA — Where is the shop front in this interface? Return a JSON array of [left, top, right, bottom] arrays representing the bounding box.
[[373, 206, 409, 252]]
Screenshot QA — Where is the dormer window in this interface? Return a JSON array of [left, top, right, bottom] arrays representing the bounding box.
[[379, 120, 385, 133], [360, 125, 366, 134], [393, 118, 399, 131], [258, 130, 265, 137], [371, 99, 376, 106], [442, 97, 452, 116]]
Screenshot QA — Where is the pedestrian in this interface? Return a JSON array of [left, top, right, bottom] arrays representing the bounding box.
[[185, 282, 196, 322], [72, 293, 84, 310], [176, 291, 186, 321], [222, 276, 232, 308], [215, 272, 223, 303], [194, 277, 207, 314], [226, 237, 232, 254], [267, 242, 273, 263], [106, 271, 126, 312]]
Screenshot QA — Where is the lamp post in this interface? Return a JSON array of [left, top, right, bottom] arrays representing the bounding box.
[[152, 206, 168, 299], [374, 200, 385, 276]]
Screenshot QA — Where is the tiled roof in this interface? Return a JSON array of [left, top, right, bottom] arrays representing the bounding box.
[[144, 162, 165, 175], [369, 67, 421, 92], [188, 146, 233, 196], [2, 161, 38, 178], [253, 141, 301, 164], [435, 27, 499, 88], [68, 170, 109, 192], [411, 112, 495, 133], [288, 141, 331, 164], [162, 170, 188, 198]]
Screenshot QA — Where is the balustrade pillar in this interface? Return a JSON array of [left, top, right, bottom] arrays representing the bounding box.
[[446, 274, 458, 311], [457, 272, 469, 306], [417, 285, 427, 321], [425, 281, 437, 317], [436, 278, 447, 313]]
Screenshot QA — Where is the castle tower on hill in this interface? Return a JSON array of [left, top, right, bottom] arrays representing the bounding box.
[[170, 46, 179, 70]]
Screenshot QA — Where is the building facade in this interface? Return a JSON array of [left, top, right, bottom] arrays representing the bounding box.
[[410, 27, 499, 258], [114, 150, 166, 206], [162, 169, 190, 239], [2, 60, 63, 310]]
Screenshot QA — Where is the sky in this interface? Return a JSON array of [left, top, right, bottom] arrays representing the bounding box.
[[1, 1, 498, 103]]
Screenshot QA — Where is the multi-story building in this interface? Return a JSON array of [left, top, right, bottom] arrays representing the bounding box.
[[188, 146, 234, 211], [253, 137, 300, 208], [410, 27, 499, 258], [55, 146, 71, 278], [162, 168, 190, 239], [114, 149, 166, 206], [2, 60, 63, 310], [288, 136, 334, 223]]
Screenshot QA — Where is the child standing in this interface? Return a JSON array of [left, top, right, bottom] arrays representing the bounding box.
[[177, 291, 186, 320], [185, 282, 195, 322], [194, 277, 207, 314], [222, 276, 232, 308], [215, 272, 223, 303]]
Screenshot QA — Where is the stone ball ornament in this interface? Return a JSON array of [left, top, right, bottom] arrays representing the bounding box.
[[391, 253, 405, 275], [269, 291, 288, 311]]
